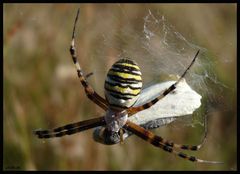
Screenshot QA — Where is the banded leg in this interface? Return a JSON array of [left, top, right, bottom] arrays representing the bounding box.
[[34, 116, 106, 139], [155, 113, 208, 151], [124, 120, 223, 164], [125, 115, 206, 151], [127, 50, 200, 115], [70, 9, 108, 111]]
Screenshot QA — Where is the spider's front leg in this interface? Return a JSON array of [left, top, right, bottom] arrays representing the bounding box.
[[70, 9, 108, 111], [34, 116, 106, 139], [124, 120, 223, 164]]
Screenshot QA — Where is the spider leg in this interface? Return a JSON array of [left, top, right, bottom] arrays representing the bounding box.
[[161, 113, 208, 151], [127, 50, 200, 115], [127, 115, 205, 151], [147, 113, 208, 151], [124, 120, 223, 164], [85, 72, 94, 79], [70, 9, 108, 111], [34, 116, 106, 139]]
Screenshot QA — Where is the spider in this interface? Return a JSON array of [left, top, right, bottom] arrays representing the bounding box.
[[34, 9, 222, 164]]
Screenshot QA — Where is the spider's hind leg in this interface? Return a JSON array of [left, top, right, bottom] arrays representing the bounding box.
[[128, 50, 200, 115], [69, 9, 108, 111]]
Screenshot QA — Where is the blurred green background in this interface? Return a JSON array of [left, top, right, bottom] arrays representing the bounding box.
[[3, 3, 236, 170]]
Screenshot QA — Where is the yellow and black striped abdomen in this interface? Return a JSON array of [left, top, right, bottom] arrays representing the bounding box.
[[105, 58, 142, 110]]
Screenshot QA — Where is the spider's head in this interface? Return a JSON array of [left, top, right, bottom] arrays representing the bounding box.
[[104, 58, 143, 110], [93, 127, 129, 145]]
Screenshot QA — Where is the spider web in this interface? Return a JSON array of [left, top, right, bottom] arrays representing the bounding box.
[[87, 8, 230, 128]]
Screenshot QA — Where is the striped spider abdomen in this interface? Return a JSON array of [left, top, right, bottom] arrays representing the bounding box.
[[104, 58, 143, 110]]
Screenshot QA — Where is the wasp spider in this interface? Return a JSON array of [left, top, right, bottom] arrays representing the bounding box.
[[34, 9, 222, 164]]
